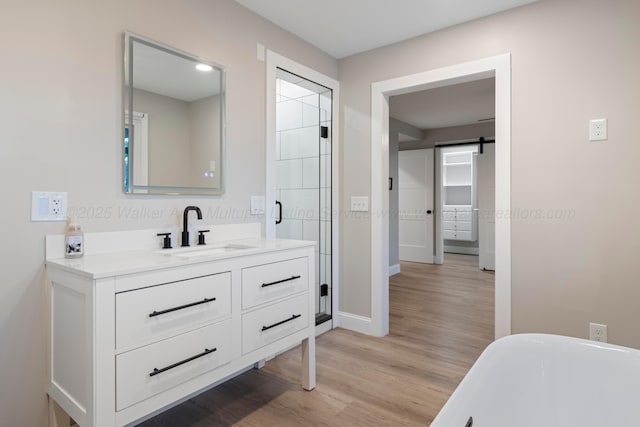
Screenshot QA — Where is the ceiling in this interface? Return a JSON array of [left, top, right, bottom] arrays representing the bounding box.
[[234, 0, 537, 59], [233, 0, 526, 131], [390, 78, 495, 130]]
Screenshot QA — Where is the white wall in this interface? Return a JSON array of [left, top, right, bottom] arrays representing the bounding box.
[[0, 1, 337, 425], [339, 0, 640, 347]]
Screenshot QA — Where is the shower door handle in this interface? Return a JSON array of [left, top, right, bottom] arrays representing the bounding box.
[[275, 201, 282, 225]]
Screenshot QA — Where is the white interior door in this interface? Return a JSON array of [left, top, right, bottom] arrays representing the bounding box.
[[399, 149, 434, 263], [478, 144, 496, 270]]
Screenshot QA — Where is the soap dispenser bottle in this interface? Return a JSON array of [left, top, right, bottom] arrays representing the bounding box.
[[64, 217, 84, 258]]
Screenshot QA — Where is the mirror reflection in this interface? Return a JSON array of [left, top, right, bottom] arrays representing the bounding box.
[[124, 33, 225, 194]]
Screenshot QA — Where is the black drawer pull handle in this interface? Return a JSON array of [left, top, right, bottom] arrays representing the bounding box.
[[261, 314, 302, 332], [275, 201, 282, 225], [149, 347, 217, 377], [261, 275, 301, 288], [149, 297, 216, 318]]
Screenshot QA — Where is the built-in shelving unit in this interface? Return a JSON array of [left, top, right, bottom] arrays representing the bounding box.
[[442, 149, 477, 242]]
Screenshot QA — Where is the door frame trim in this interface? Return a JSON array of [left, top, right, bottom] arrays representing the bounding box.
[[265, 50, 341, 327], [370, 53, 511, 339]]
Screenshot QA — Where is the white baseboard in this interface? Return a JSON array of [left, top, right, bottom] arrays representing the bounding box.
[[316, 320, 333, 336], [444, 246, 479, 256], [337, 312, 372, 335], [389, 264, 400, 276]]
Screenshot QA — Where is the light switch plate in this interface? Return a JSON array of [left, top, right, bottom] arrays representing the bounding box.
[[31, 191, 68, 221], [257, 43, 265, 62], [350, 196, 369, 212], [251, 196, 265, 215]]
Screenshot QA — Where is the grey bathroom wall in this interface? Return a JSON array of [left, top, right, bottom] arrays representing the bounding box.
[[399, 122, 495, 151], [189, 94, 221, 188], [133, 88, 193, 186], [339, 0, 640, 350], [0, 1, 337, 425]]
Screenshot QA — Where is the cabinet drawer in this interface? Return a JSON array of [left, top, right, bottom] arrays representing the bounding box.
[[442, 205, 472, 212], [242, 293, 309, 355], [116, 272, 231, 350], [116, 319, 232, 411], [443, 230, 473, 241], [444, 211, 473, 221], [242, 257, 308, 309], [456, 221, 473, 231], [456, 211, 473, 221], [442, 220, 456, 230], [443, 229, 456, 240], [443, 220, 472, 231], [442, 211, 456, 221]]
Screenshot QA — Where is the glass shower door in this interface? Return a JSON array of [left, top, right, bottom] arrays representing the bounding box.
[[275, 69, 332, 326]]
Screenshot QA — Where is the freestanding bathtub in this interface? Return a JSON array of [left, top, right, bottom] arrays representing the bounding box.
[[431, 334, 640, 427]]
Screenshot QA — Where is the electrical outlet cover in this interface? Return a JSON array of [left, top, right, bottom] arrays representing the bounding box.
[[250, 196, 265, 215], [589, 322, 608, 343], [31, 191, 68, 221], [589, 118, 607, 141]]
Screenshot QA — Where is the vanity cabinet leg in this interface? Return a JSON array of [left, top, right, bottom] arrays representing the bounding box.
[[301, 336, 316, 391], [48, 396, 71, 427], [253, 359, 266, 369]]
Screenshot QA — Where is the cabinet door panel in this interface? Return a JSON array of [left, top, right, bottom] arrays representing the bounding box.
[[242, 257, 308, 309], [455, 221, 473, 231], [116, 320, 232, 410], [116, 272, 231, 350], [242, 294, 309, 354]]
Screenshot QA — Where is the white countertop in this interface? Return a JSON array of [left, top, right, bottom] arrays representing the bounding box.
[[46, 238, 315, 279]]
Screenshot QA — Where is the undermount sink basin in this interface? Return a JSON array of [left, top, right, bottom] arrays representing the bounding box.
[[157, 243, 256, 258]]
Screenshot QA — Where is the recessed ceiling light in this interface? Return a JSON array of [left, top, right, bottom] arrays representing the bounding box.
[[196, 64, 213, 72]]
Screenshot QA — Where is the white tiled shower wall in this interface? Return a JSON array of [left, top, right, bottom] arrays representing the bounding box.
[[276, 78, 332, 314]]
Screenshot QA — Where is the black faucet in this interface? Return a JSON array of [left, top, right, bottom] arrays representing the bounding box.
[[181, 206, 203, 247]]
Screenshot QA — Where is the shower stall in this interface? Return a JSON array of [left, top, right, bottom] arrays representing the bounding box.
[[274, 68, 333, 326]]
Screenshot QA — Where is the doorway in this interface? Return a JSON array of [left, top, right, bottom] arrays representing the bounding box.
[[436, 141, 495, 270], [398, 142, 495, 268], [265, 50, 340, 335], [370, 54, 511, 338]]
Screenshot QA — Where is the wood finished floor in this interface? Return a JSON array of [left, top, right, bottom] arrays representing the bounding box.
[[139, 254, 494, 426]]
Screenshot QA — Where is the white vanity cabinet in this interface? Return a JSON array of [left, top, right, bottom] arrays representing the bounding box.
[[46, 240, 315, 427]]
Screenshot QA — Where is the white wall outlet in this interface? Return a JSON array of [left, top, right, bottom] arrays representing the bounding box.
[[31, 191, 68, 221], [589, 322, 608, 342], [589, 118, 607, 141], [350, 196, 369, 212], [250, 196, 265, 215]]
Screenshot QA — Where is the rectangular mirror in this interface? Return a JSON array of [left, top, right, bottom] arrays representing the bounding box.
[[124, 32, 225, 195]]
